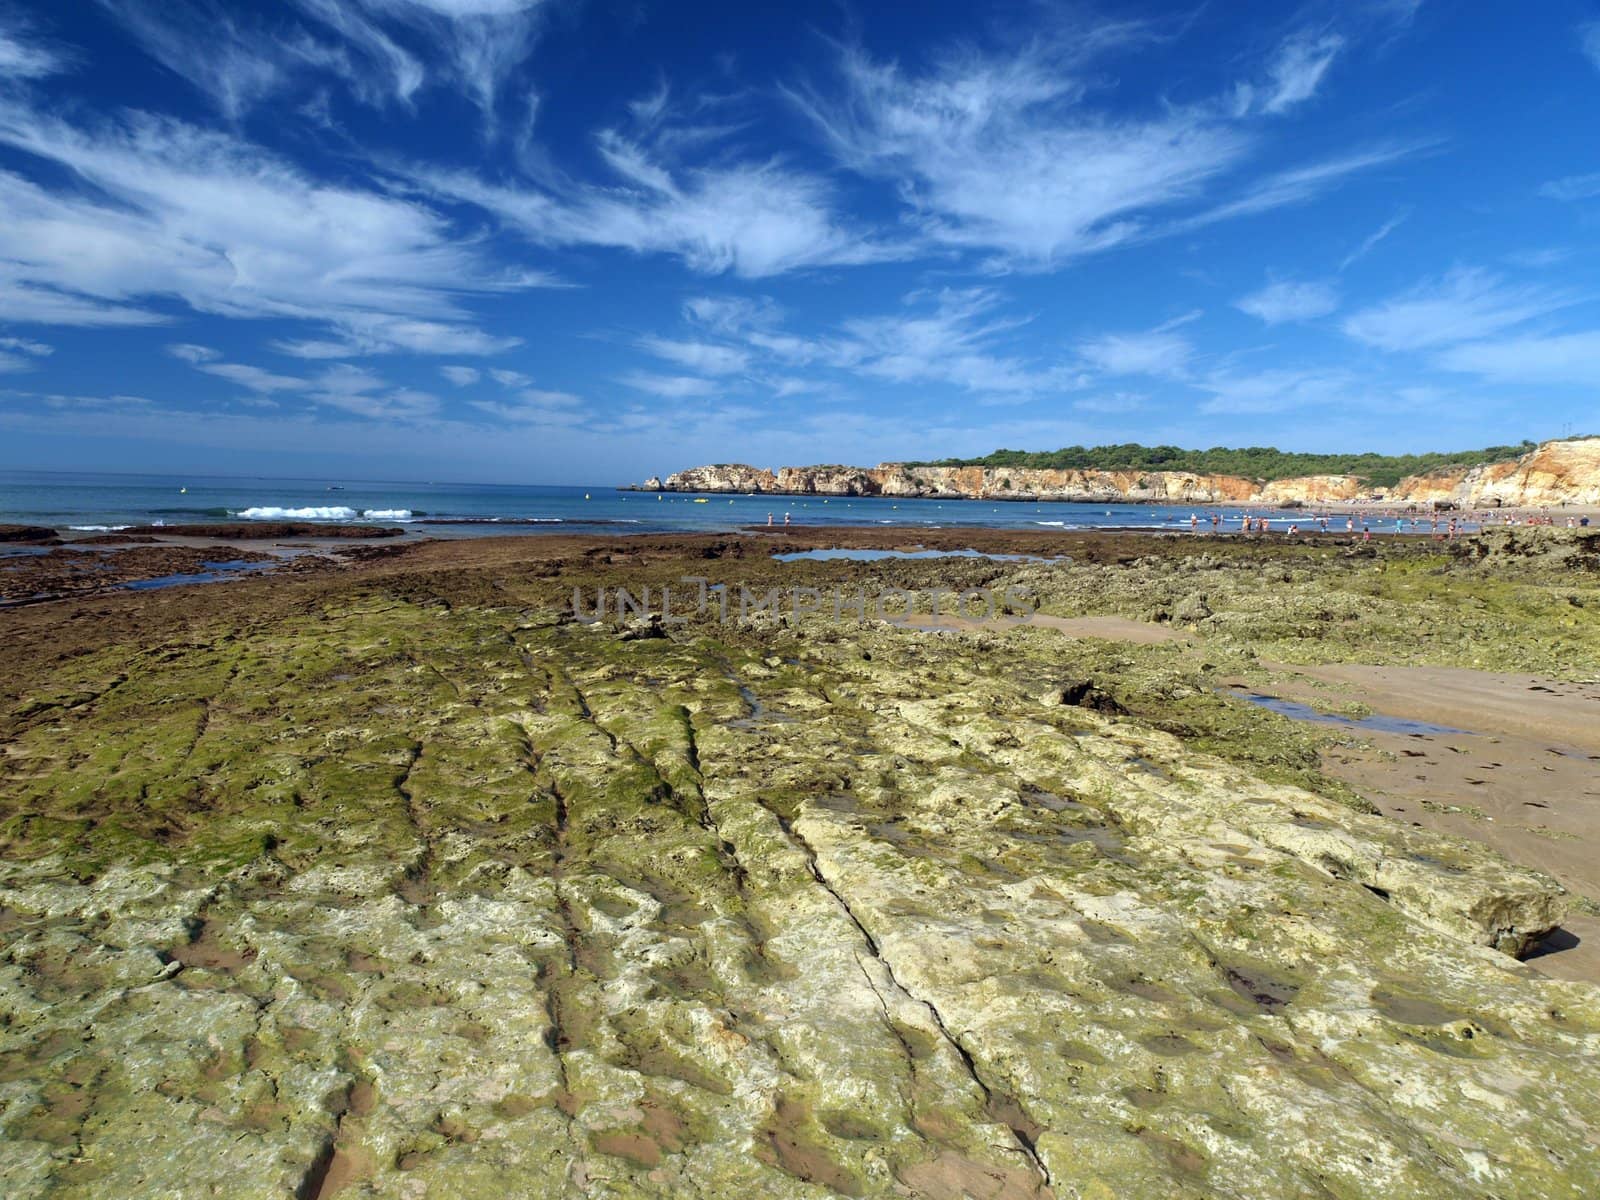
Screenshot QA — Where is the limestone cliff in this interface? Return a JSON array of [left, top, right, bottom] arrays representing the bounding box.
[[645, 438, 1600, 507], [1391, 437, 1600, 507]]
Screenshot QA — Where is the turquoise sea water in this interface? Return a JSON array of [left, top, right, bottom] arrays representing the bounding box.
[[0, 469, 1457, 537]]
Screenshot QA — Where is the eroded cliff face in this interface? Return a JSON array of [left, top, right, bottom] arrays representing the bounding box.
[[1392, 438, 1600, 508], [660, 464, 779, 493], [649, 439, 1600, 507], [665, 464, 1267, 503]]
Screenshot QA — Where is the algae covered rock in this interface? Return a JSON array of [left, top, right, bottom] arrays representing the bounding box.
[[0, 593, 1596, 1199]]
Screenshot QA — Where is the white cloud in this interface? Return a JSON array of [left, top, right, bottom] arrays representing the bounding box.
[[792, 39, 1250, 267], [1235, 280, 1339, 323], [1076, 330, 1192, 377], [1539, 172, 1600, 202], [637, 336, 750, 375], [834, 288, 1074, 394], [1183, 143, 1422, 228], [1582, 22, 1600, 72], [671, 287, 1077, 398], [0, 336, 53, 357], [1197, 367, 1362, 414], [1339, 209, 1408, 270], [1436, 330, 1600, 386], [318, 386, 440, 420], [1235, 34, 1344, 116], [489, 368, 531, 387], [273, 314, 524, 358], [1073, 392, 1146, 414], [195, 362, 310, 393], [0, 100, 538, 346], [166, 343, 222, 363], [470, 386, 584, 425], [1341, 268, 1570, 351], [0, 279, 166, 328], [617, 372, 721, 398], [418, 138, 893, 278], [100, 0, 548, 129], [440, 365, 481, 386], [0, 16, 66, 78], [95, 1, 353, 120]]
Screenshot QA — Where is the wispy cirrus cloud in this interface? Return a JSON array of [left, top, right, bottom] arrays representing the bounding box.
[[790, 35, 1247, 267], [1580, 21, 1600, 72], [0, 100, 537, 351], [1235, 279, 1340, 323], [166, 343, 222, 364], [637, 336, 751, 375], [1539, 172, 1600, 202], [1197, 366, 1363, 414], [1076, 329, 1193, 378], [470, 387, 584, 426], [1436, 330, 1600, 387], [669, 286, 1079, 399], [1180, 142, 1424, 229], [1341, 268, 1571, 351], [1233, 33, 1345, 116], [1339, 209, 1408, 270], [194, 362, 311, 394], [98, 0, 549, 129], [0, 13, 69, 78], [617, 371, 722, 398], [0, 335, 53, 358], [416, 136, 897, 279]]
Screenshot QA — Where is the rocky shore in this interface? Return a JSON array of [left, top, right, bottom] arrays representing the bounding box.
[[635, 436, 1600, 509], [2, 526, 1598, 1197]]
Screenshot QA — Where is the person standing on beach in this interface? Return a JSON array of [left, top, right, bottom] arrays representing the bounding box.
[[784, 512, 791, 526], [767, 512, 773, 526]]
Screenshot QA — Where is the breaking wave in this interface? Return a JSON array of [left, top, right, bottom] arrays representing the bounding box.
[[361, 509, 413, 520], [69, 524, 131, 531], [236, 506, 357, 520]]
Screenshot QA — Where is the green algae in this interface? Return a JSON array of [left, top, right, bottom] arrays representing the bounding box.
[[0, 538, 1597, 1198]]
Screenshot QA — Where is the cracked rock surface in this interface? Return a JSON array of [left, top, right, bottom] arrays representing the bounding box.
[[1, 587, 1597, 1198]]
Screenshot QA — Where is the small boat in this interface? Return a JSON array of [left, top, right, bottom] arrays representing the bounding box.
[[693, 498, 709, 504]]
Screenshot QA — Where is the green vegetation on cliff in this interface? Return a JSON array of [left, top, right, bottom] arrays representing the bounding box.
[[913, 441, 1539, 488]]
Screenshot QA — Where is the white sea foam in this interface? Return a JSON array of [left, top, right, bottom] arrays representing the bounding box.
[[236, 506, 357, 520], [69, 524, 131, 531], [361, 509, 413, 520], [1033, 520, 1065, 527]]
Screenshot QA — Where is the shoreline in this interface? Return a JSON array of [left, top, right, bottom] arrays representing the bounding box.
[[5, 520, 1593, 607]]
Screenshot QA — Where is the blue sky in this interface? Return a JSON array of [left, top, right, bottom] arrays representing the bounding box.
[[0, 0, 1597, 485]]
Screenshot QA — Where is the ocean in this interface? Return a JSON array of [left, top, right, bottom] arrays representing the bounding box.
[[0, 468, 1444, 537]]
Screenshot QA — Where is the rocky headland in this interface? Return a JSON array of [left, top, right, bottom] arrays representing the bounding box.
[[637, 437, 1600, 509]]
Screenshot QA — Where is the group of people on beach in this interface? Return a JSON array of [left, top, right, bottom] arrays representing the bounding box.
[[1183, 510, 1470, 539]]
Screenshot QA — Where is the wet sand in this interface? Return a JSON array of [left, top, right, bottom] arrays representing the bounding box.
[[1244, 664, 1600, 982]]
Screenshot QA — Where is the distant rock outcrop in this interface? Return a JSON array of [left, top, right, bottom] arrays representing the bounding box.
[[639, 438, 1600, 508]]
